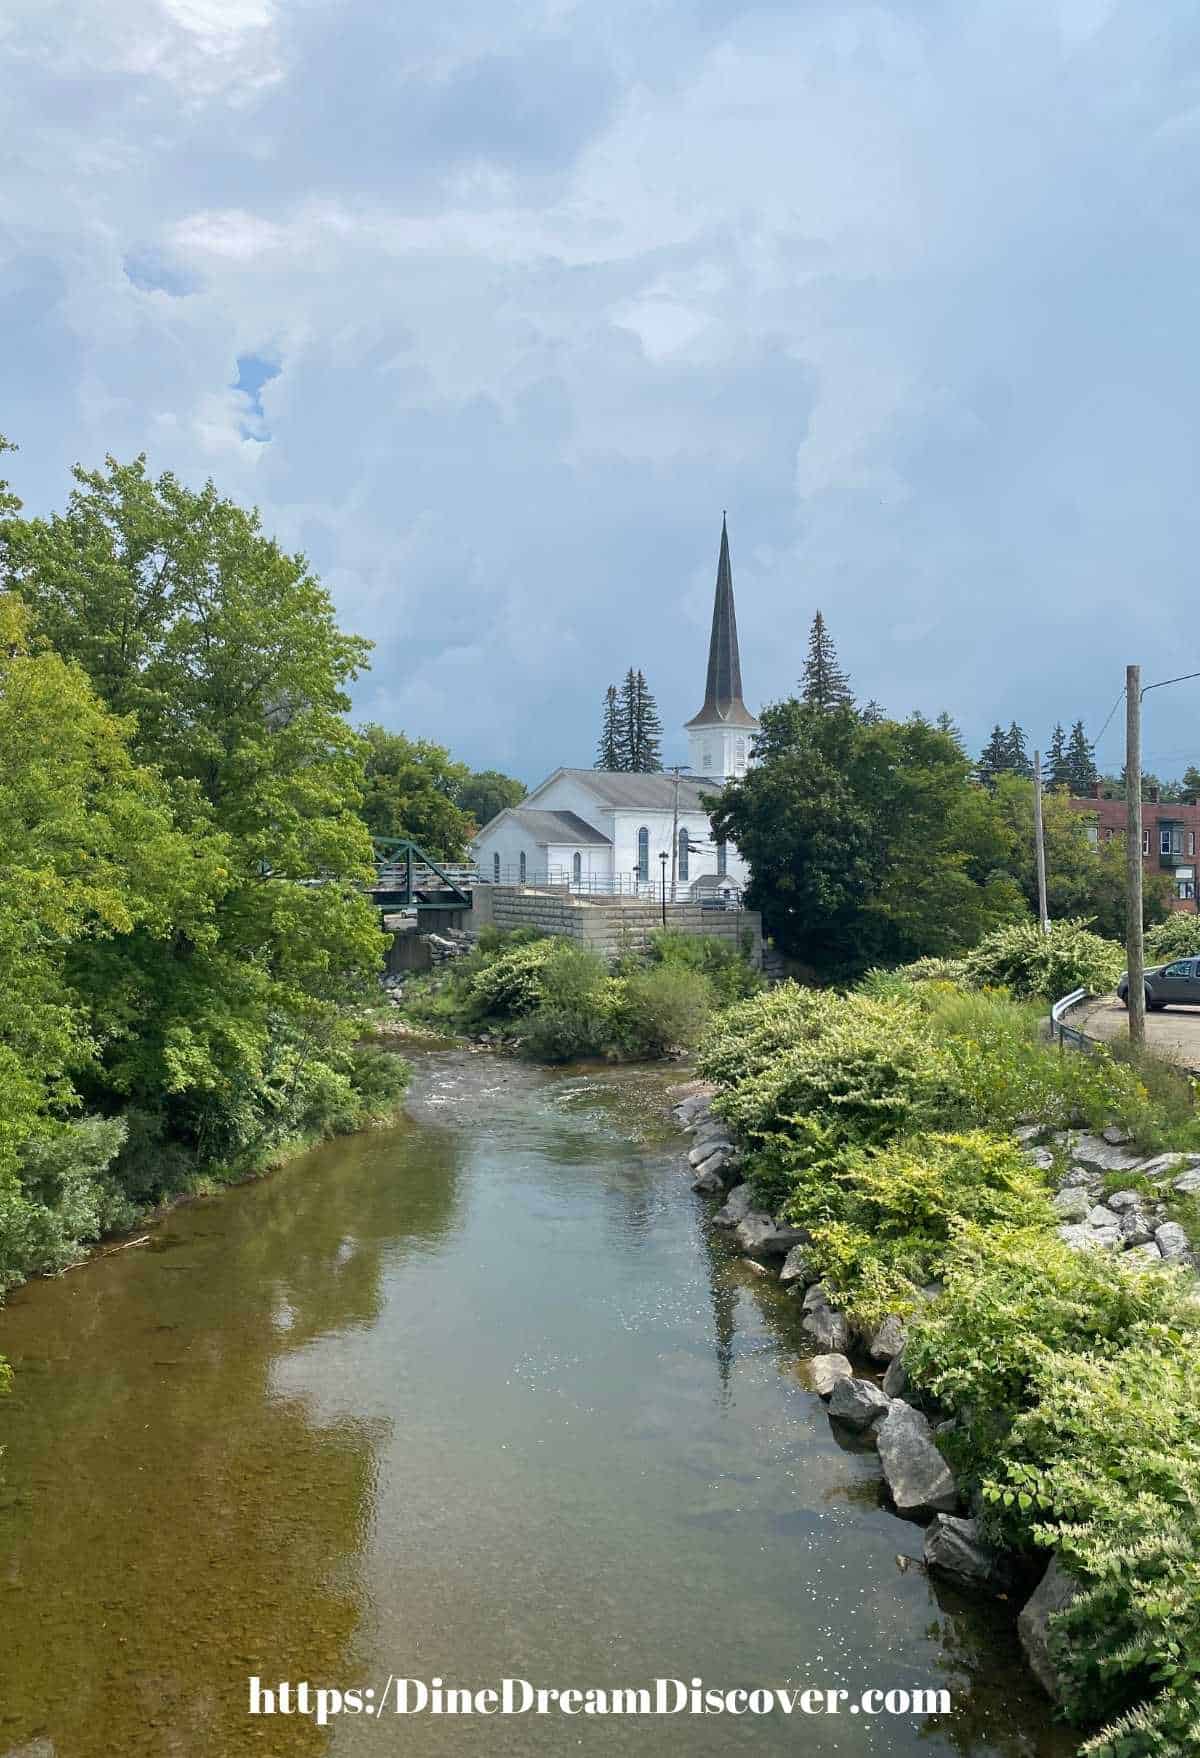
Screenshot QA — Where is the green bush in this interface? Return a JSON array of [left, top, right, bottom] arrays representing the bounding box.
[[961, 916, 1123, 1000], [467, 937, 561, 1017], [0, 1116, 128, 1292], [613, 963, 715, 1058], [517, 943, 616, 1062], [1145, 913, 1200, 962], [646, 929, 763, 1004], [805, 1131, 1056, 1329]]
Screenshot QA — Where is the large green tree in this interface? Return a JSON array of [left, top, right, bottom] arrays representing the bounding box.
[[800, 611, 853, 711], [712, 702, 1021, 975], [620, 668, 663, 772], [358, 725, 475, 858], [2, 454, 384, 1168], [458, 769, 526, 829], [595, 684, 625, 770]]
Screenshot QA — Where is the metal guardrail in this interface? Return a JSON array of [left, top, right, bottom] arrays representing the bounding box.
[[1051, 987, 1092, 1050], [475, 865, 744, 905]]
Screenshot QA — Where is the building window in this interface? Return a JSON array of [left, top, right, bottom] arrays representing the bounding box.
[[493, 852, 500, 882], [637, 826, 649, 882], [1143, 830, 1151, 856], [702, 745, 712, 770], [1175, 828, 1185, 854], [1086, 826, 1099, 846], [572, 851, 582, 885], [678, 828, 689, 882], [735, 737, 745, 767], [519, 850, 526, 883], [1180, 880, 1196, 901], [717, 840, 727, 877], [1191, 832, 1196, 857]]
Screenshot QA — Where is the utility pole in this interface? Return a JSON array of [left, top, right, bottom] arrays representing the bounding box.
[[668, 765, 684, 902], [1033, 749, 1049, 933], [659, 851, 668, 928], [1126, 666, 1145, 1049]]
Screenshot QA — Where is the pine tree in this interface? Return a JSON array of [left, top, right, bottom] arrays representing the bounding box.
[[1047, 722, 1070, 789], [801, 611, 854, 711], [1005, 721, 1033, 778], [935, 710, 964, 748], [619, 668, 664, 772], [860, 699, 885, 724], [1184, 764, 1200, 801], [595, 684, 625, 770], [979, 724, 1010, 785], [633, 669, 663, 771], [1065, 720, 1097, 796]]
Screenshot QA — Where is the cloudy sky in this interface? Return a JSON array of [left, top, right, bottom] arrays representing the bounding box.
[[3, 0, 1200, 783]]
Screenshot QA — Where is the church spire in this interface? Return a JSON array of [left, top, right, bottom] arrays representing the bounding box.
[[685, 514, 758, 729]]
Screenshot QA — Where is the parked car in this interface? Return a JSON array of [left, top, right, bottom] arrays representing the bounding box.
[[1117, 956, 1200, 1010]]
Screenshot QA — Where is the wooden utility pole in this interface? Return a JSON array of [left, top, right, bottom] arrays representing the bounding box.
[[1033, 749, 1049, 932], [1126, 666, 1145, 1048], [668, 765, 684, 902]]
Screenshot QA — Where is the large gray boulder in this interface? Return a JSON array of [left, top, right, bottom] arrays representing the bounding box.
[[1051, 1187, 1091, 1222], [733, 1214, 807, 1258], [691, 1161, 727, 1195], [1155, 1221, 1192, 1261], [1173, 1168, 1200, 1196], [779, 1243, 816, 1287], [1069, 1132, 1150, 1173], [1124, 1240, 1164, 1265], [712, 1184, 753, 1229], [828, 1376, 890, 1431], [923, 1514, 1012, 1591], [806, 1353, 853, 1398], [1018, 1556, 1082, 1701], [875, 1400, 959, 1520], [868, 1314, 907, 1363], [802, 1282, 832, 1313], [1106, 1188, 1145, 1213], [801, 1301, 853, 1355], [1119, 1209, 1154, 1247], [688, 1136, 730, 1167], [882, 1349, 908, 1399]]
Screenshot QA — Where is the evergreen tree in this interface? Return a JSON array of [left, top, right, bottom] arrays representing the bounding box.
[[1047, 722, 1070, 789], [1005, 721, 1033, 779], [1065, 720, 1097, 796], [801, 611, 854, 711], [979, 724, 1010, 786], [860, 698, 885, 725], [1184, 764, 1200, 800], [619, 669, 663, 772], [935, 710, 964, 748], [595, 684, 625, 770]]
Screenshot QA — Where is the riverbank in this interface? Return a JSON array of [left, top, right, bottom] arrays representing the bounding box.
[[679, 979, 1200, 1758]]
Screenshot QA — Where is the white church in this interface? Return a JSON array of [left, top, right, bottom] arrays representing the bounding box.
[[472, 518, 760, 900]]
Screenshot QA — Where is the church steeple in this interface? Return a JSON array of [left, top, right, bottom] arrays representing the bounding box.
[[685, 516, 759, 779]]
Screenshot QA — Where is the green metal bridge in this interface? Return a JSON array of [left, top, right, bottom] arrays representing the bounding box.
[[369, 838, 475, 922]]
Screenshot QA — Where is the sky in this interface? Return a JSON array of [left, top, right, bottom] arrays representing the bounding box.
[[3, 0, 1200, 785]]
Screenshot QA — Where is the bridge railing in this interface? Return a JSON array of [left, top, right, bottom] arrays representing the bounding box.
[[475, 865, 744, 905]]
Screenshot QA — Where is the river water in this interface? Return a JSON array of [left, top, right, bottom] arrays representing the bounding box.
[[0, 1050, 1071, 1758]]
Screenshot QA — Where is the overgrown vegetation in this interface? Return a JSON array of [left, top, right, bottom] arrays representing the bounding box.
[[0, 443, 412, 1323], [698, 973, 1200, 1755], [400, 926, 761, 1062]]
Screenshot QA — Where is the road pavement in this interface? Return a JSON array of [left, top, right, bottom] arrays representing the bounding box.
[[1074, 993, 1200, 1070]]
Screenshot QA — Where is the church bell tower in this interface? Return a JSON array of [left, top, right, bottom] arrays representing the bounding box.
[[685, 515, 760, 780]]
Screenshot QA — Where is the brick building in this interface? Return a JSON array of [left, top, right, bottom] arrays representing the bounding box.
[[1069, 781, 1200, 911]]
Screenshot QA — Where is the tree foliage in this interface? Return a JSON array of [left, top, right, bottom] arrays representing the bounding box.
[[800, 610, 853, 711], [358, 724, 475, 857]]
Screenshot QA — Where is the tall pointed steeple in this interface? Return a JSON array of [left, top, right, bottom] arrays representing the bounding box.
[[686, 515, 758, 731], [684, 516, 759, 781]]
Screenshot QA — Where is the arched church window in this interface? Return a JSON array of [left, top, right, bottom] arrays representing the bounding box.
[[717, 840, 727, 877], [493, 852, 500, 882], [702, 744, 712, 770], [678, 828, 689, 882], [519, 851, 527, 883], [637, 827, 649, 882], [736, 738, 745, 766], [573, 851, 582, 885]]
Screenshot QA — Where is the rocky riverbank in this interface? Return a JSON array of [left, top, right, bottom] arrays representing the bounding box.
[[669, 1079, 1200, 1713]]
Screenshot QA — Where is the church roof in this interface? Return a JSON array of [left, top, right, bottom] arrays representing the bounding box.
[[552, 770, 717, 811], [497, 808, 612, 846], [685, 515, 760, 731]]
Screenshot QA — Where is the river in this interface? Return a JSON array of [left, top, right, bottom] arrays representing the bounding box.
[[0, 1049, 1071, 1758]]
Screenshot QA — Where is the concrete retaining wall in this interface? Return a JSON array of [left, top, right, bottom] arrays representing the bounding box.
[[469, 887, 763, 967]]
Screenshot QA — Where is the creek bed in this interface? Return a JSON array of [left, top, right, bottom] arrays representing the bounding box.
[[0, 1051, 1070, 1757]]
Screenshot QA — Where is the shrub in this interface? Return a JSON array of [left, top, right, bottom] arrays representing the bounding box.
[[805, 1131, 1057, 1328], [467, 937, 560, 1017], [613, 963, 715, 1058], [0, 1116, 128, 1292], [646, 929, 763, 1004], [961, 916, 1123, 1000], [517, 944, 616, 1061], [1145, 913, 1200, 962], [904, 1226, 1199, 1487], [986, 1335, 1200, 1756]]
